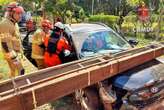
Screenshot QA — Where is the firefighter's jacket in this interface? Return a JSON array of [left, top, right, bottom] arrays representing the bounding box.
[[0, 18, 22, 59], [0, 18, 38, 77], [44, 35, 71, 67], [31, 29, 49, 59]]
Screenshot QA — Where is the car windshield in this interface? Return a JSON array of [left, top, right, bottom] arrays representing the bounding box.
[[81, 31, 130, 57]]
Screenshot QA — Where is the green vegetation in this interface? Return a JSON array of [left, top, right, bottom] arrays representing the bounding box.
[[89, 14, 119, 27], [0, 53, 9, 80]]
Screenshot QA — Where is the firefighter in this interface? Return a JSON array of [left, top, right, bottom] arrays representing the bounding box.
[[23, 19, 37, 67], [26, 19, 36, 32], [0, 2, 25, 77], [137, 1, 149, 22], [31, 19, 52, 69], [44, 22, 71, 67]]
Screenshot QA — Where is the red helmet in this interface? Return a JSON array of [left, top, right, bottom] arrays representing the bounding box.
[[41, 19, 52, 29], [26, 19, 33, 24], [6, 2, 24, 14]]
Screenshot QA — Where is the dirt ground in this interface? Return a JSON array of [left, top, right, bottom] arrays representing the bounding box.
[[34, 96, 78, 110]]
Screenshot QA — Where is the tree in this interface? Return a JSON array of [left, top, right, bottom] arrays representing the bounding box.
[[79, 8, 86, 22], [155, 0, 164, 40], [0, 0, 15, 18], [0, 0, 14, 5], [126, 0, 140, 7], [44, 0, 70, 23], [66, 10, 72, 23]]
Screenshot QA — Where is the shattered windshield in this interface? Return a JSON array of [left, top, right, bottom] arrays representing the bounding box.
[[81, 31, 130, 57]]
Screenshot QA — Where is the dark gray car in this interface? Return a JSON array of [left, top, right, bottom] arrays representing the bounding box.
[[65, 23, 164, 110]]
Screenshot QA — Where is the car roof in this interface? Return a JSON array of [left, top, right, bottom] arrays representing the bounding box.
[[65, 23, 112, 33], [65, 23, 128, 56]]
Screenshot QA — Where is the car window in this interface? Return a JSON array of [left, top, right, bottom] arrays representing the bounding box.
[[81, 31, 130, 56]]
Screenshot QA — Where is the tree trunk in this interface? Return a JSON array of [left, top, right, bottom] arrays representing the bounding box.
[[155, 8, 164, 41]]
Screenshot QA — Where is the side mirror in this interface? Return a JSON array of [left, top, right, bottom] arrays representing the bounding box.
[[128, 39, 138, 47]]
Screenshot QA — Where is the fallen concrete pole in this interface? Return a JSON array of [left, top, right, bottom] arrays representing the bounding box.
[[0, 43, 164, 110]]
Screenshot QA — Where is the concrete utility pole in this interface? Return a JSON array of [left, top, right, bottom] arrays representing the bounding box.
[[92, 0, 94, 15]]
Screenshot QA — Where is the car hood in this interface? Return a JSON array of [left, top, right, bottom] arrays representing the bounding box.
[[113, 59, 164, 91], [81, 49, 123, 57]]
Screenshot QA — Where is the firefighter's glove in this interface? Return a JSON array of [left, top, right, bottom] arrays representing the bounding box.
[[10, 50, 18, 59], [64, 49, 70, 57]]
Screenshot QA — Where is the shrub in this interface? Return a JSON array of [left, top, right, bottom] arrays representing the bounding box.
[[88, 15, 119, 28], [121, 22, 135, 33], [124, 15, 137, 23]]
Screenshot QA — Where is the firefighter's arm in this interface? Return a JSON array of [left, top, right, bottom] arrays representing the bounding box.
[[32, 32, 45, 49], [32, 30, 43, 45], [1, 42, 17, 59], [1, 42, 9, 52], [59, 38, 71, 56], [0, 33, 10, 53], [63, 40, 71, 57], [0, 34, 17, 59]]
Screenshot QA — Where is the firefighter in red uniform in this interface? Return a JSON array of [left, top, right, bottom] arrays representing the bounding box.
[[137, 2, 149, 22], [44, 22, 71, 67]]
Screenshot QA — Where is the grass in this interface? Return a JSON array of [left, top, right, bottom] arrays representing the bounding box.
[[0, 53, 9, 80], [136, 36, 153, 47], [0, 52, 38, 81]]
